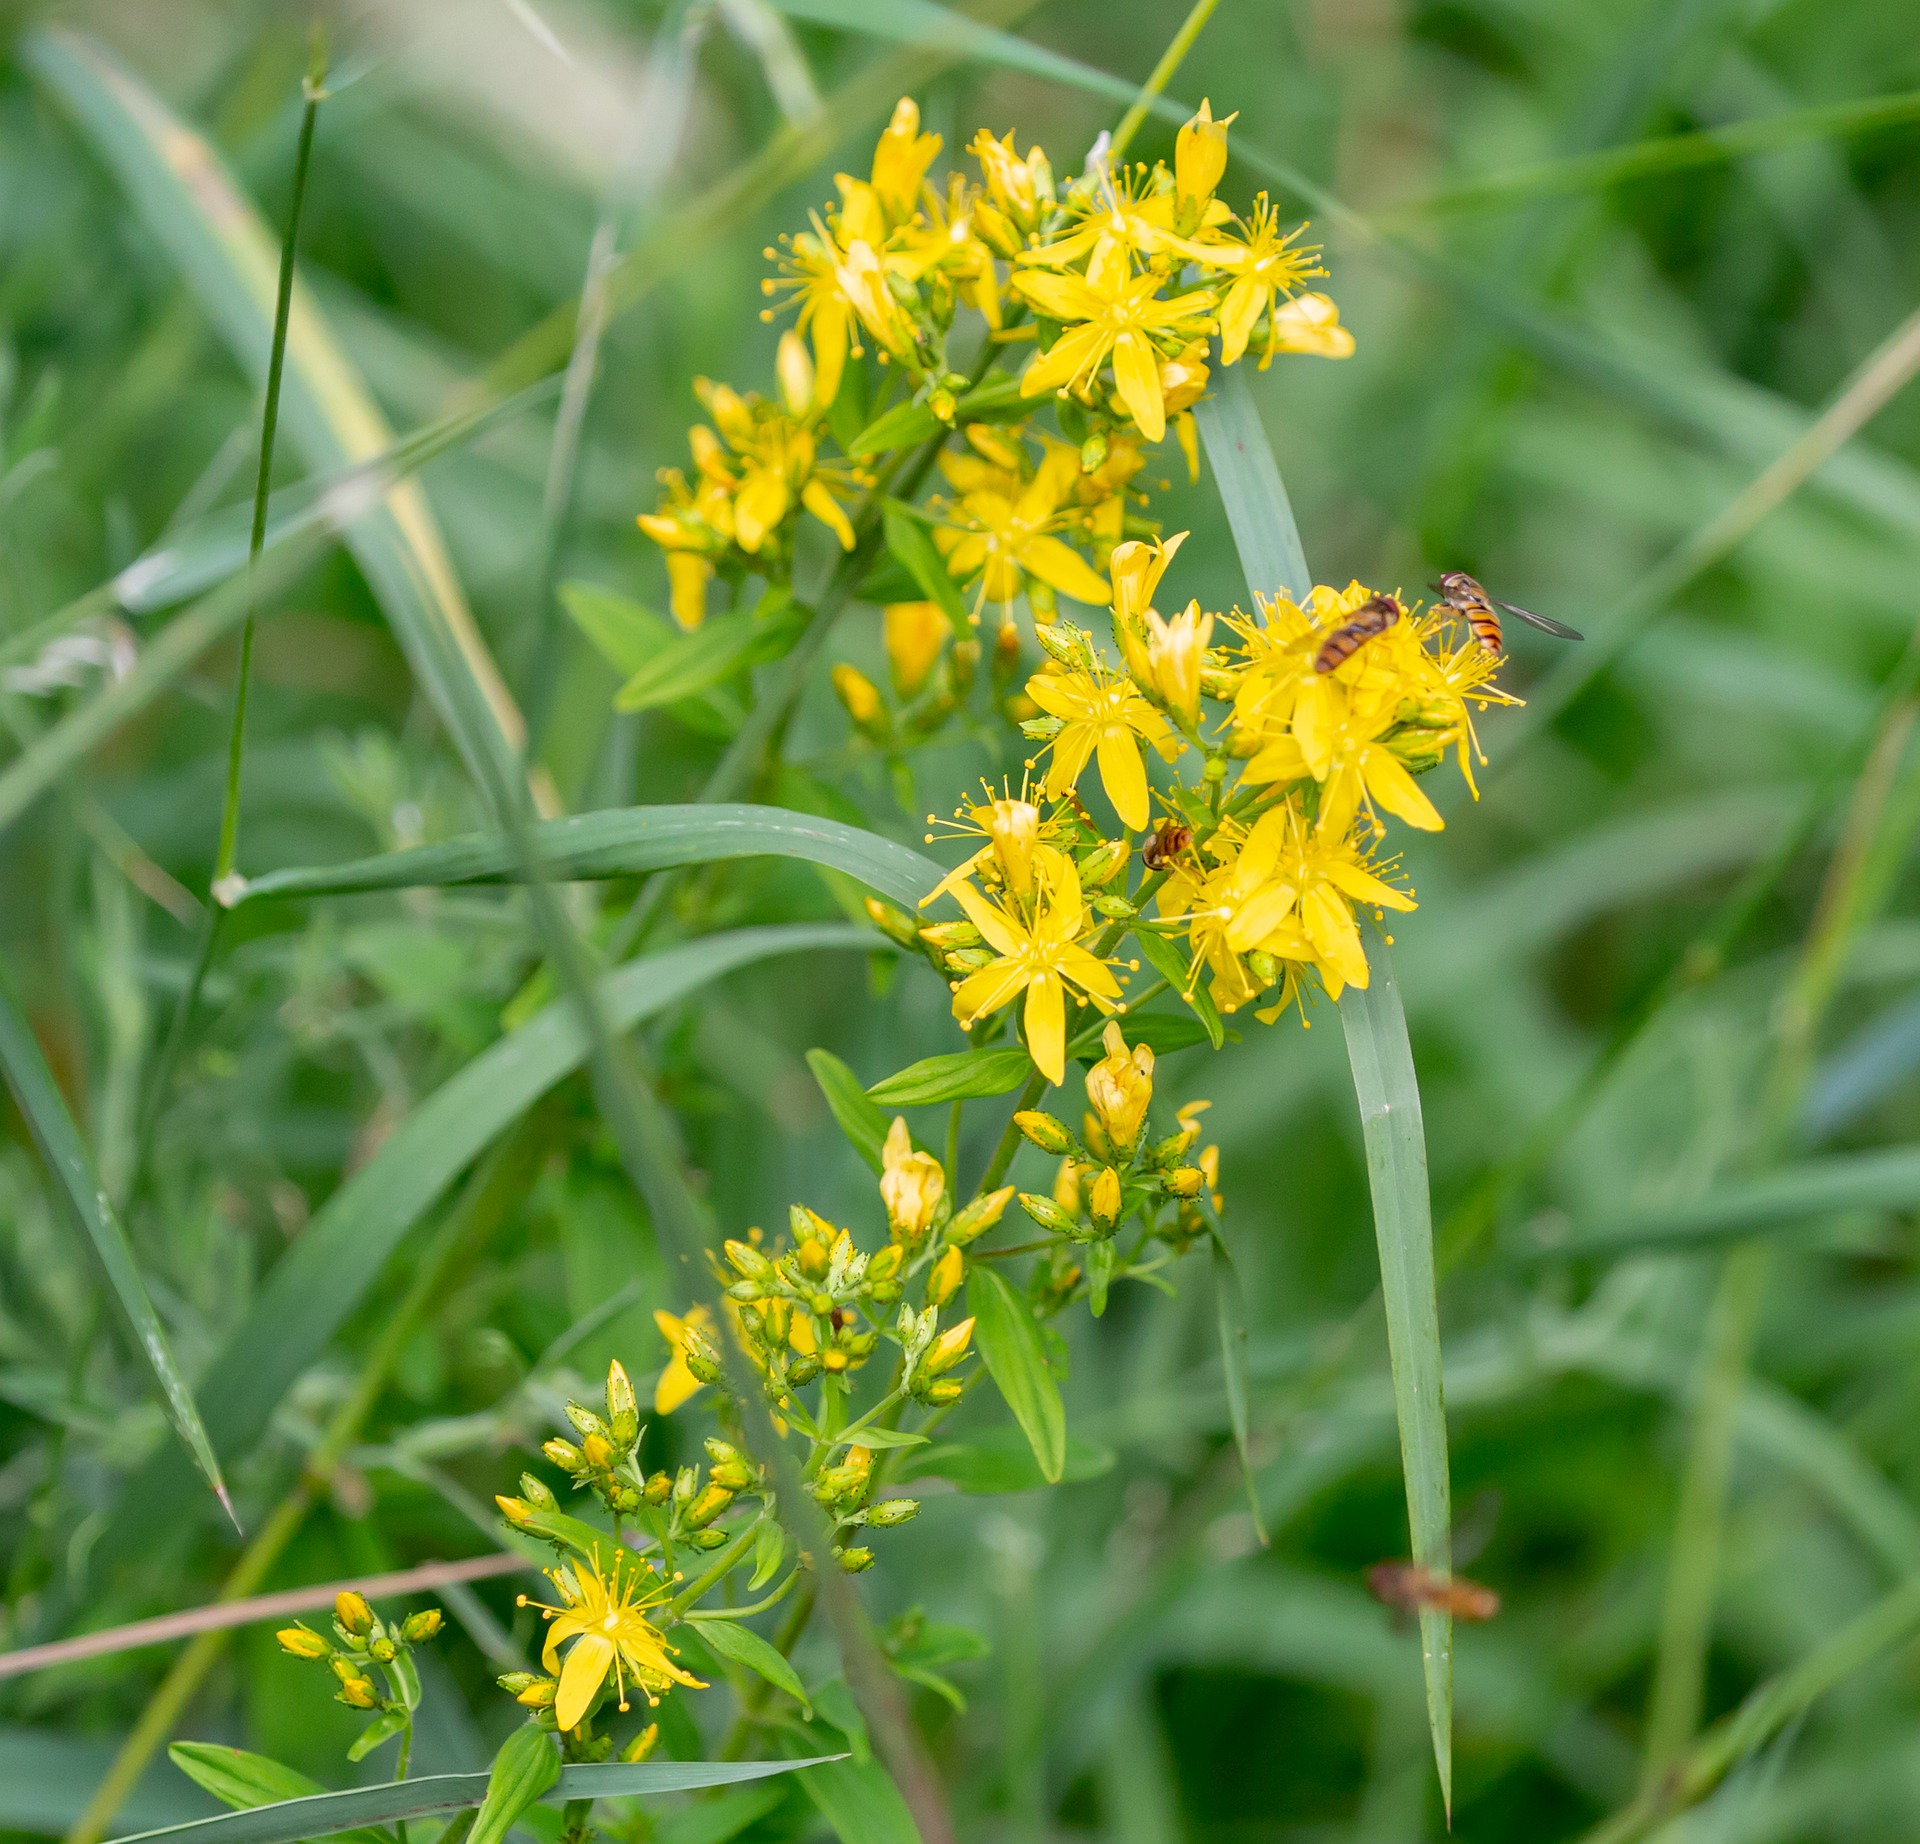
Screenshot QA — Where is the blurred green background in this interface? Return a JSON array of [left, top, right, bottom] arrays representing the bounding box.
[[6, 1, 1920, 1841]]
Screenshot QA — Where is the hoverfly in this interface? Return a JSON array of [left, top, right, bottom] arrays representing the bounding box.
[[1141, 820, 1193, 872], [1366, 1562, 1501, 1623], [1431, 570, 1582, 653], [1312, 593, 1403, 675]]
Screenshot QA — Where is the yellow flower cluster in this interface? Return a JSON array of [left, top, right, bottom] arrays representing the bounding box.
[[915, 541, 1515, 1064], [634, 94, 1353, 683]]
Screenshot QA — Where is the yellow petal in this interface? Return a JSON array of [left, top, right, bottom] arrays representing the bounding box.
[[1044, 722, 1098, 802], [733, 470, 790, 553], [952, 881, 1027, 959], [653, 1356, 703, 1416], [1095, 728, 1150, 831], [1218, 275, 1265, 367], [1301, 885, 1369, 991], [555, 1632, 615, 1730], [1110, 331, 1166, 443], [1225, 882, 1299, 953], [953, 958, 1032, 1028], [1323, 860, 1417, 912], [1360, 747, 1444, 831], [1020, 323, 1110, 398], [1023, 970, 1067, 1085], [1021, 535, 1113, 606]]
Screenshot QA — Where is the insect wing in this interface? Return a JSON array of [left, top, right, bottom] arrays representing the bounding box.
[[1494, 599, 1583, 641]]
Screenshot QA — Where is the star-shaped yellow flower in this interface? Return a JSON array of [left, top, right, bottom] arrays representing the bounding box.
[[521, 1556, 704, 1730], [1026, 662, 1177, 831], [947, 851, 1121, 1084]]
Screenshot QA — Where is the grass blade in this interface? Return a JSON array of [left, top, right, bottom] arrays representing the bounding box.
[[229, 805, 946, 912], [966, 1265, 1065, 1484], [106, 1759, 842, 1844], [27, 29, 549, 817], [1198, 369, 1452, 1809], [115, 925, 874, 1538], [0, 973, 232, 1523]]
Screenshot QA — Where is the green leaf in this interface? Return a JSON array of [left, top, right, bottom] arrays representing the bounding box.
[[115, 926, 874, 1544], [866, 1048, 1033, 1105], [27, 30, 546, 818], [879, 499, 966, 628], [1132, 930, 1223, 1048], [499, 1505, 622, 1571], [0, 973, 230, 1518], [686, 1615, 812, 1716], [830, 1425, 927, 1450], [615, 598, 810, 711], [795, 1755, 920, 1844], [849, 375, 1027, 457], [1211, 1233, 1268, 1546], [898, 1429, 1114, 1494], [232, 805, 945, 915], [655, 1786, 785, 1844], [559, 581, 674, 677], [1198, 369, 1451, 1811], [101, 1759, 841, 1844], [749, 1518, 787, 1591], [807, 1049, 891, 1174], [344, 1712, 406, 1765], [965, 1267, 1067, 1484], [470, 1726, 559, 1844], [1065, 1011, 1215, 1061], [165, 1747, 321, 1812], [1336, 946, 1453, 1812]]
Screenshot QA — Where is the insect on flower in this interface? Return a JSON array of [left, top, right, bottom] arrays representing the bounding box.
[[1365, 1561, 1501, 1623], [1141, 819, 1192, 871], [1312, 593, 1402, 675], [1430, 571, 1582, 654]]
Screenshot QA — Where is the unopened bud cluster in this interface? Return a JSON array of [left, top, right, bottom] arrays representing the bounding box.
[[276, 1590, 442, 1716], [539, 1359, 648, 1516]]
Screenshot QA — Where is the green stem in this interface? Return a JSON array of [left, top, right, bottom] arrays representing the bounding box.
[[1107, 0, 1223, 164], [212, 33, 326, 890], [666, 1518, 763, 1616]]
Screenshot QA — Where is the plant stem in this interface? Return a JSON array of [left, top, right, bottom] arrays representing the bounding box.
[[1107, 0, 1223, 165]]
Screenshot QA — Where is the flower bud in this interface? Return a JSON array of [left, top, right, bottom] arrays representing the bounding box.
[[710, 1458, 753, 1491], [918, 920, 982, 950], [1034, 623, 1093, 670], [516, 1678, 558, 1709], [920, 1377, 964, 1406], [582, 1431, 616, 1470], [832, 663, 885, 732], [788, 1352, 824, 1386], [497, 1672, 541, 1695], [881, 1117, 946, 1248], [926, 1244, 963, 1307], [867, 1243, 904, 1283], [866, 1498, 921, 1527], [368, 1634, 398, 1663], [564, 1403, 609, 1441], [1085, 1020, 1154, 1153], [864, 896, 922, 948], [776, 329, 815, 417], [277, 1624, 330, 1661], [682, 1325, 727, 1386], [606, 1360, 640, 1444], [543, 1438, 584, 1473], [623, 1723, 661, 1763], [797, 1236, 832, 1281], [334, 1592, 375, 1638], [1077, 837, 1130, 889], [1019, 1192, 1079, 1236], [1175, 99, 1233, 212], [402, 1608, 444, 1644], [884, 600, 951, 698], [947, 1184, 1014, 1245], [1013, 1110, 1074, 1155], [519, 1472, 558, 1511], [835, 1545, 876, 1573], [1164, 1166, 1206, 1198], [644, 1471, 673, 1505], [689, 1526, 731, 1551], [685, 1483, 734, 1528], [1089, 1166, 1123, 1230], [336, 1675, 380, 1711], [919, 1317, 975, 1377], [1053, 1159, 1083, 1213], [495, 1494, 535, 1526]]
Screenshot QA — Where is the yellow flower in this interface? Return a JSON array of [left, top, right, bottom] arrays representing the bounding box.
[[884, 600, 951, 696], [1144, 598, 1215, 723], [1026, 661, 1177, 831], [1266, 291, 1354, 361], [923, 783, 1078, 907], [1013, 240, 1216, 443], [763, 185, 916, 407], [832, 662, 885, 730], [867, 96, 942, 223], [881, 1116, 946, 1246], [1085, 1019, 1154, 1152], [947, 852, 1122, 1084], [1017, 163, 1218, 275], [1190, 197, 1324, 367], [653, 1304, 716, 1414], [1108, 531, 1185, 674], [1174, 100, 1235, 218], [520, 1556, 704, 1730], [968, 128, 1053, 252], [937, 439, 1111, 616]]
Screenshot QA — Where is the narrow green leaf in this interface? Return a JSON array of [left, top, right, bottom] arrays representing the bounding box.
[[966, 1267, 1067, 1484], [880, 499, 967, 627], [1210, 1233, 1267, 1546], [498, 1506, 622, 1571], [560, 580, 676, 676], [28, 30, 547, 817], [165, 1747, 322, 1813], [469, 1727, 559, 1844], [615, 599, 810, 711], [343, 1712, 405, 1765], [112, 926, 873, 1546], [1064, 1010, 1214, 1061], [232, 805, 945, 915], [1337, 947, 1452, 1811], [0, 973, 231, 1519], [655, 1786, 784, 1844], [899, 1430, 1114, 1494], [849, 375, 1027, 456], [867, 1048, 1033, 1105], [106, 1758, 839, 1844], [829, 1425, 927, 1451], [749, 1519, 787, 1591], [1132, 930, 1223, 1047], [796, 1754, 920, 1844], [807, 1049, 891, 1174], [686, 1615, 812, 1716], [1198, 370, 1451, 1810]]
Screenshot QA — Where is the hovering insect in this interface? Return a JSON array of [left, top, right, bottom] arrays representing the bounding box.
[[1366, 1562, 1501, 1623], [1431, 570, 1583, 654], [1312, 593, 1403, 675], [1141, 819, 1193, 872]]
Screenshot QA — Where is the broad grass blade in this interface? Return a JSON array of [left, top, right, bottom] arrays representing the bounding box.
[[103, 1758, 842, 1844], [0, 974, 232, 1520], [1210, 1232, 1267, 1545], [231, 805, 947, 912], [1198, 369, 1452, 1808], [110, 925, 874, 1546], [26, 30, 550, 817], [966, 1266, 1065, 1483]]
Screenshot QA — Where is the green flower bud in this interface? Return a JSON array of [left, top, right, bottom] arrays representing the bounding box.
[[866, 1498, 920, 1527], [835, 1546, 876, 1574], [1013, 1110, 1074, 1155], [1019, 1191, 1079, 1236], [333, 1592, 375, 1638], [519, 1473, 559, 1511], [689, 1527, 731, 1551], [402, 1609, 444, 1644]]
